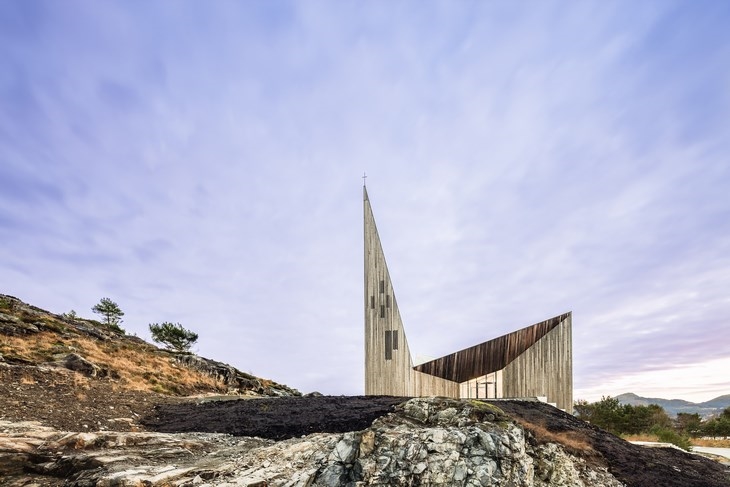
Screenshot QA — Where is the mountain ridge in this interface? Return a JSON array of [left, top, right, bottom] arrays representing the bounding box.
[[616, 392, 730, 418]]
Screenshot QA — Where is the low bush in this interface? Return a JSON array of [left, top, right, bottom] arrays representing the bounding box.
[[650, 426, 692, 451]]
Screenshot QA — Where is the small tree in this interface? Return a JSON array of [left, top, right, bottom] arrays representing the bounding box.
[[676, 413, 703, 437], [92, 298, 124, 329], [149, 322, 198, 352]]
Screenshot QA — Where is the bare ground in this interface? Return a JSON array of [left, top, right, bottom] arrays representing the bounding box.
[[0, 363, 179, 432]]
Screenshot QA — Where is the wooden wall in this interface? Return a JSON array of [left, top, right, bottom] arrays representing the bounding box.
[[364, 186, 571, 409], [502, 314, 573, 412], [364, 187, 458, 397]]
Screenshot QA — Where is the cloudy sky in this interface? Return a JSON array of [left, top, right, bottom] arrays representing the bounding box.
[[1, 1, 729, 403]]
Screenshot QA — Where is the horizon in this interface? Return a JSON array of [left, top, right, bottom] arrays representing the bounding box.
[[1, 1, 729, 403]]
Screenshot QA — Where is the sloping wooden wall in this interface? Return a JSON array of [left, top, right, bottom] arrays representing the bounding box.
[[364, 186, 458, 397]]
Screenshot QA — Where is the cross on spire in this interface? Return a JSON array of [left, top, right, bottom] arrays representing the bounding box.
[[362, 172, 368, 186]]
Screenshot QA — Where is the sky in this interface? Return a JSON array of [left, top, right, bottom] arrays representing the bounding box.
[[1, 1, 729, 403]]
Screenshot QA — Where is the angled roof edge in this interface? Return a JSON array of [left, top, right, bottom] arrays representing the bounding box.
[[413, 312, 571, 383]]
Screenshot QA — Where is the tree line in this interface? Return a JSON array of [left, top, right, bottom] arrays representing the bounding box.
[[575, 396, 730, 449]]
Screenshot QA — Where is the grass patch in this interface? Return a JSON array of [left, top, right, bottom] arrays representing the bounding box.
[[515, 417, 595, 455], [0, 331, 227, 396], [691, 438, 730, 448]]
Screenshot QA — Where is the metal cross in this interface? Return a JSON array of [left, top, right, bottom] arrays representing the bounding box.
[[362, 172, 368, 186]]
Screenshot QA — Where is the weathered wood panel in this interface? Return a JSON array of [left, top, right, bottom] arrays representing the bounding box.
[[503, 315, 573, 412], [364, 187, 458, 397]]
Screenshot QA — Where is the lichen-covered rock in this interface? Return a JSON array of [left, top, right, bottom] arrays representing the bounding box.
[[357, 398, 535, 486]]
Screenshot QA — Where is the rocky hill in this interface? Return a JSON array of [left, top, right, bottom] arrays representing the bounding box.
[[616, 392, 730, 418], [0, 293, 299, 431]]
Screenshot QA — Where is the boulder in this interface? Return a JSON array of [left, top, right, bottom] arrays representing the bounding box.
[[60, 353, 101, 378]]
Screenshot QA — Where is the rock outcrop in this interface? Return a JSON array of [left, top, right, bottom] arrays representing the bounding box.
[[1, 398, 626, 486], [172, 353, 300, 397]]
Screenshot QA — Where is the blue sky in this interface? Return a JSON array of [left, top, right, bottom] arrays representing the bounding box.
[[1, 1, 729, 402]]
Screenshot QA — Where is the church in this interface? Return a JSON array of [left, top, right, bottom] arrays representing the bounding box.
[[363, 185, 573, 413]]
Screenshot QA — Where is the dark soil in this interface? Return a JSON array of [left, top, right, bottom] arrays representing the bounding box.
[[144, 396, 730, 487], [0, 364, 179, 432], [142, 395, 406, 440]]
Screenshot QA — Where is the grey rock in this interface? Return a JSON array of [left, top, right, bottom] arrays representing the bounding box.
[[0, 312, 40, 336], [173, 353, 301, 397], [60, 353, 100, 377]]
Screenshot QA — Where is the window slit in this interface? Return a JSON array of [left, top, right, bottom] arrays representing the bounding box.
[[384, 331, 392, 360]]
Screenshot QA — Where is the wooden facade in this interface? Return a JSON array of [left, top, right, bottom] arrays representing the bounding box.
[[364, 186, 573, 412], [364, 186, 458, 397]]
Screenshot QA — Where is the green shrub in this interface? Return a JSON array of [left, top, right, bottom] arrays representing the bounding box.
[[650, 426, 692, 451]]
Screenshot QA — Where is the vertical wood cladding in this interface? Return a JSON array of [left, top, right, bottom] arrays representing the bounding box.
[[502, 315, 573, 413], [364, 186, 571, 406], [364, 187, 458, 397]]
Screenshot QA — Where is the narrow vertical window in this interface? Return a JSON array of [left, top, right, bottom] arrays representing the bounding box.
[[384, 331, 392, 360], [392, 330, 398, 350], [386, 295, 391, 308], [380, 305, 385, 318], [379, 280, 385, 293], [370, 296, 375, 309]]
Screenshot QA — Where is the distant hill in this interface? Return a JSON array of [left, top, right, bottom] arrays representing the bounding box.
[[616, 392, 730, 418]]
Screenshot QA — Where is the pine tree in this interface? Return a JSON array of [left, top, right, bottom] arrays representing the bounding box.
[[149, 322, 198, 352], [91, 297, 124, 330]]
